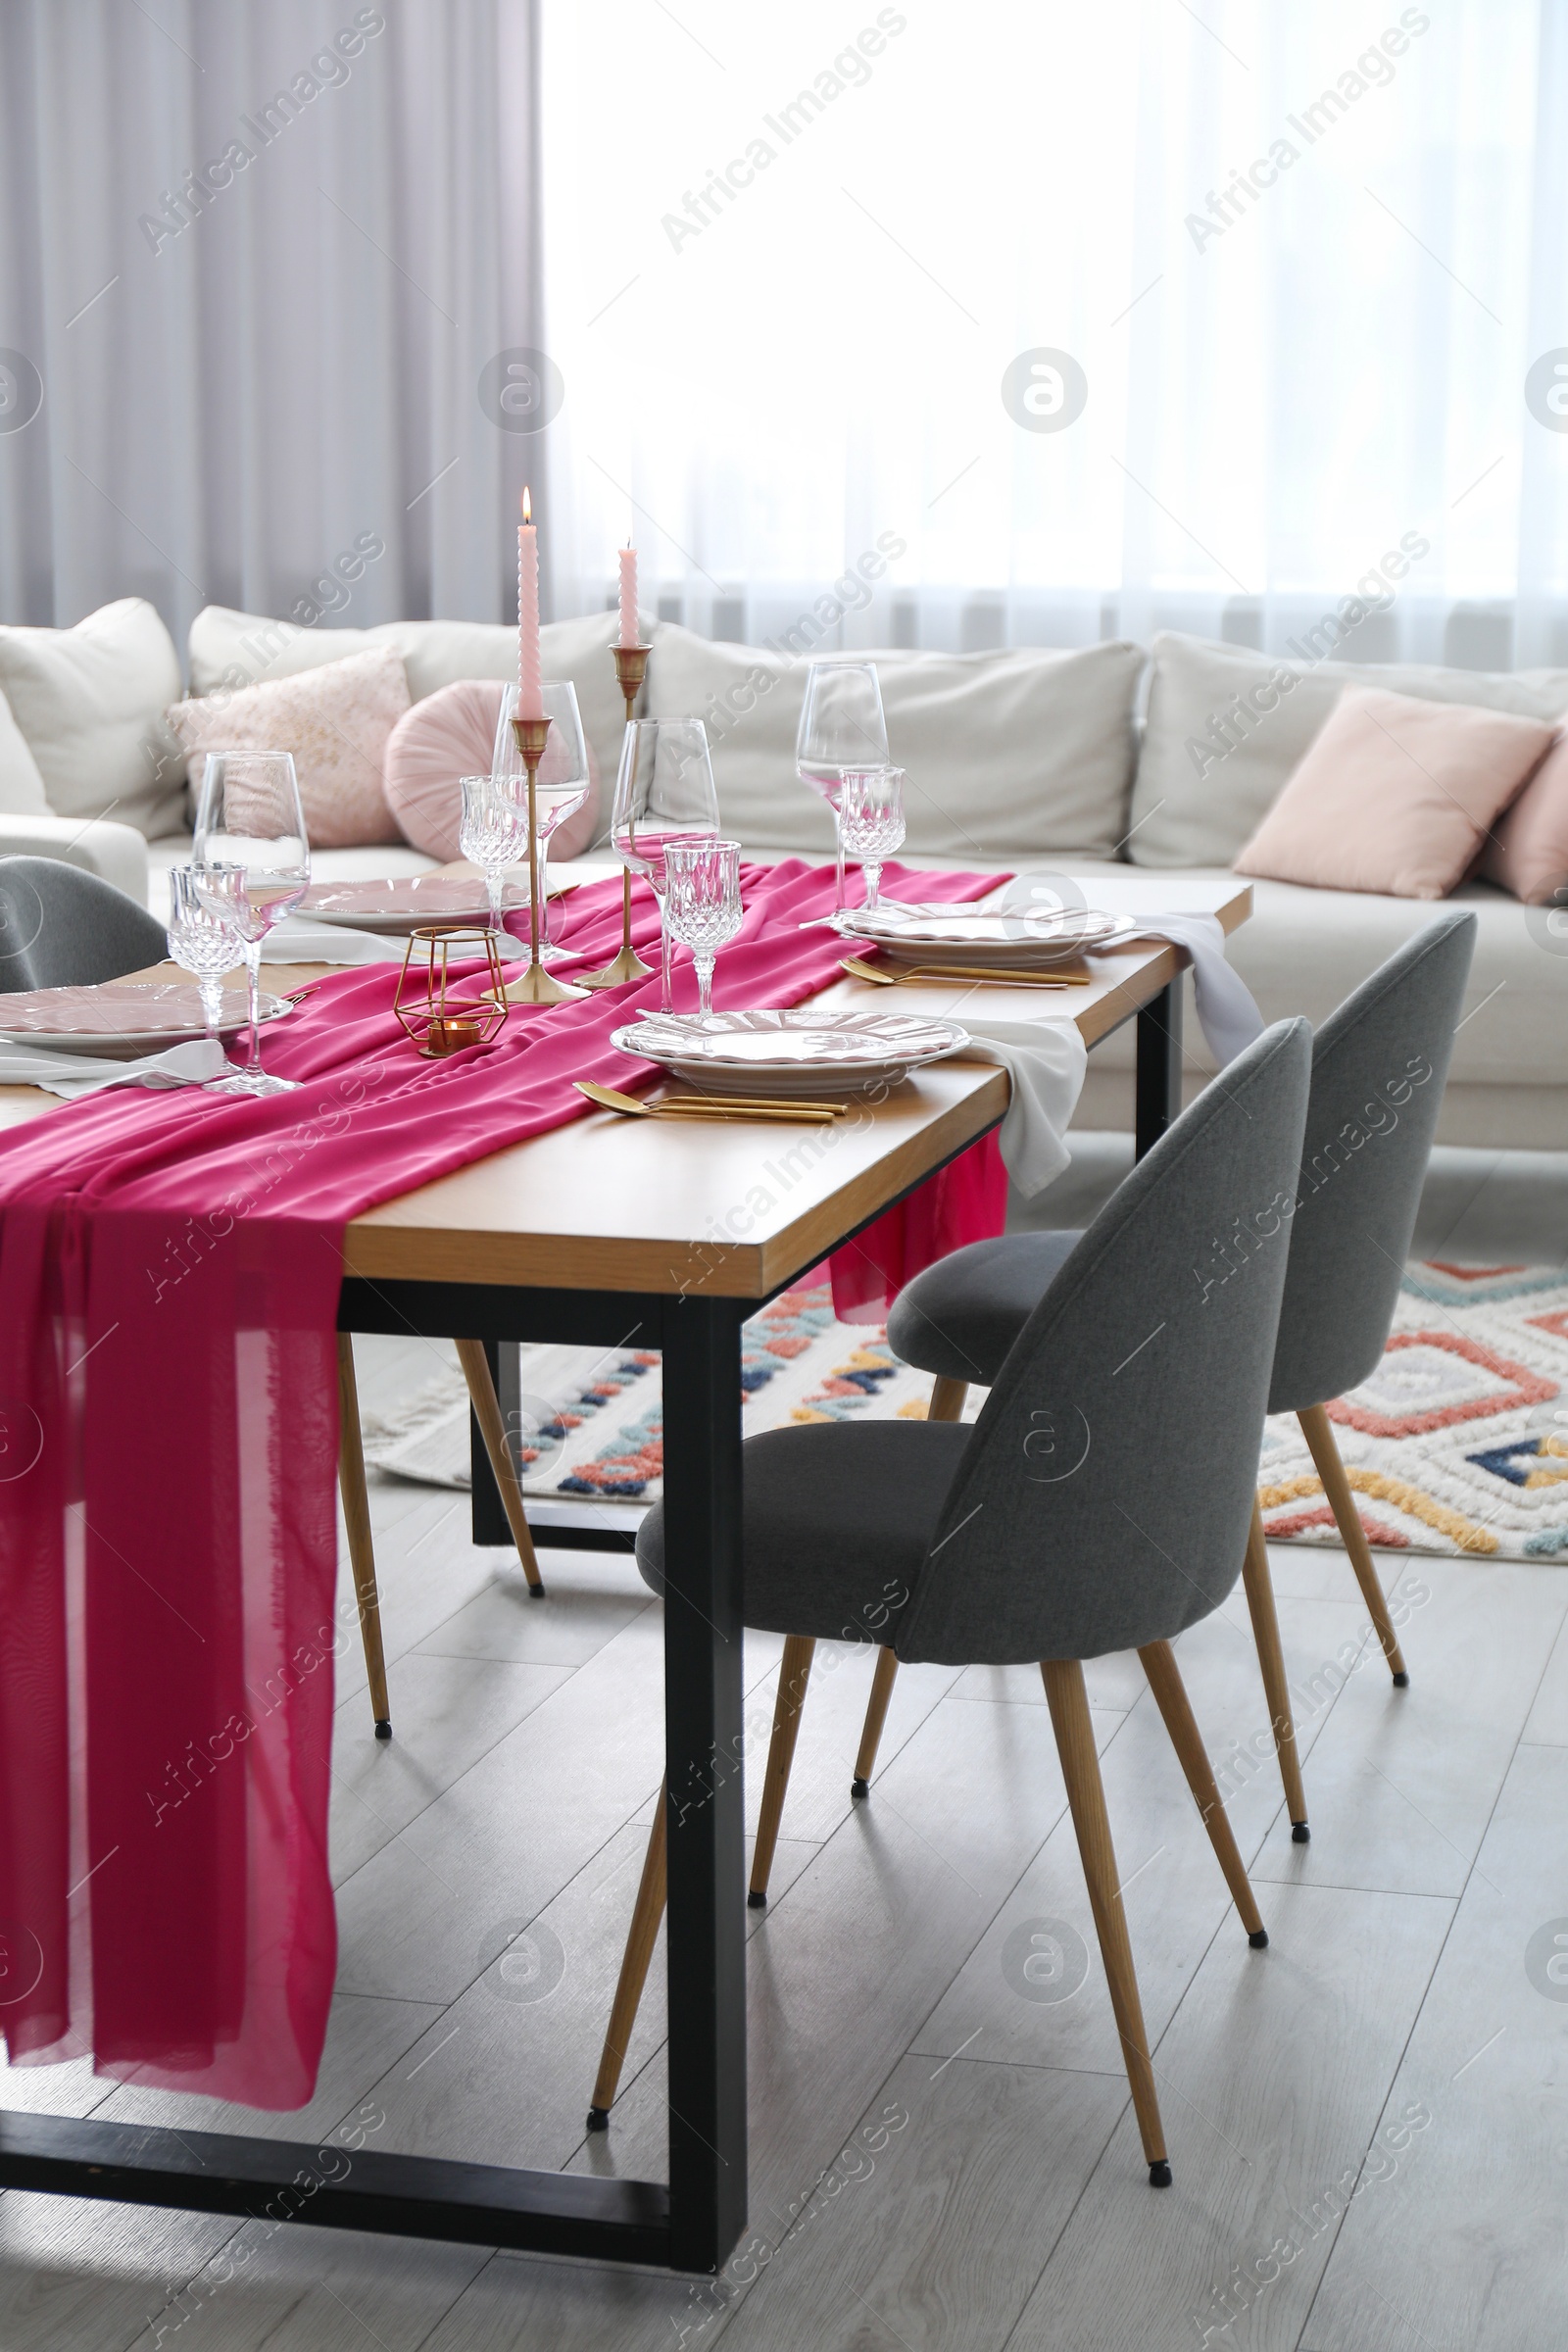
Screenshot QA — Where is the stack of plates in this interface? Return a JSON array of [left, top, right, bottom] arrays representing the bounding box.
[[0, 982, 289, 1056], [612, 1009, 969, 1099], [831, 902, 1133, 970]]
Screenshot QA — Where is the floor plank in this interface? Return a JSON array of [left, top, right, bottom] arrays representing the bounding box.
[[1300, 1740, 1568, 2352], [1250, 1560, 1565, 1896], [712, 2051, 1126, 2352], [1004, 1883, 1454, 2352]]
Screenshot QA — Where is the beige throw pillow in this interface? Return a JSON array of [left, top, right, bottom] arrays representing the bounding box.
[[1234, 685, 1553, 900], [0, 598, 186, 837], [168, 647, 411, 848], [0, 688, 49, 815]]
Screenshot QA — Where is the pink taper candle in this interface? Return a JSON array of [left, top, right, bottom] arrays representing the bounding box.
[[618, 542, 638, 648], [517, 486, 543, 720]]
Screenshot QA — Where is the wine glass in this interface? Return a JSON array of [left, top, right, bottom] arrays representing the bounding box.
[[839, 767, 906, 912], [663, 838, 743, 1023], [493, 681, 592, 961], [460, 774, 529, 936], [167, 863, 245, 1039], [795, 662, 890, 911], [192, 752, 310, 1095], [611, 719, 720, 1012]]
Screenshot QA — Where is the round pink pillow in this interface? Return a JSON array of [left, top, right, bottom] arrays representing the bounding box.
[[382, 678, 601, 861]]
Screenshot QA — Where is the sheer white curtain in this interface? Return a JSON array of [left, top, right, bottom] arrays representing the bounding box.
[[0, 0, 543, 656], [541, 0, 1568, 667]]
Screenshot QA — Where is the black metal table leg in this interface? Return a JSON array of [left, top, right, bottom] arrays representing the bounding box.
[[1134, 977, 1183, 1160], [658, 1294, 749, 2276]]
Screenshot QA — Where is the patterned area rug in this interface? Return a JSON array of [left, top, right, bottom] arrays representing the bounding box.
[[1258, 1261, 1568, 1562], [361, 1262, 1568, 1564], [360, 1281, 960, 1503]]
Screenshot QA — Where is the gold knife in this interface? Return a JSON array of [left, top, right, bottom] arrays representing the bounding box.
[[574, 1080, 839, 1124], [838, 956, 1089, 989]]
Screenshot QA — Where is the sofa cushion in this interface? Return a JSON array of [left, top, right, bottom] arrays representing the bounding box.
[[1482, 730, 1568, 905], [644, 623, 1143, 862], [187, 605, 633, 813], [1132, 630, 1568, 868], [168, 647, 410, 848], [0, 690, 49, 816], [382, 678, 601, 862], [0, 599, 186, 838], [1234, 686, 1552, 900]]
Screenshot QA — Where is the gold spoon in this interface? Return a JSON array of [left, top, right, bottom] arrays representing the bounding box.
[[574, 1080, 839, 1125]]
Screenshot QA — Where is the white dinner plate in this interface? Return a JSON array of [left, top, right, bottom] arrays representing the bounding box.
[[298, 877, 531, 936], [0, 982, 292, 1057], [830, 903, 1135, 968], [612, 1008, 970, 1098]]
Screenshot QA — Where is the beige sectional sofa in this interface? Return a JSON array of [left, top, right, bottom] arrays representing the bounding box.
[[2, 599, 1562, 1149]]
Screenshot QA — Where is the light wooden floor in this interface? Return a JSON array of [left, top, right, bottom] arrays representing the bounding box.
[[3, 1191, 1566, 2349]]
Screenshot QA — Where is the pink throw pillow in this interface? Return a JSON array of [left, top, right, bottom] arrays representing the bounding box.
[[1481, 729, 1568, 904], [1234, 684, 1554, 900], [382, 679, 601, 861], [168, 646, 409, 848]]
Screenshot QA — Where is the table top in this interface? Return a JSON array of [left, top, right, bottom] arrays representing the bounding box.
[[0, 878, 1250, 1301]]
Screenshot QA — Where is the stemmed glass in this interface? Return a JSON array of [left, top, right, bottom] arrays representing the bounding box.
[[166, 863, 245, 1039], [795, 662, 890, 912], [460, 775, 529, 937], [611, 719, 721, 1012], [192, 751, 310, 1095], [839, 767, 906, 912], [492, 681, 591, 962], [663, 838, 743, 1023]]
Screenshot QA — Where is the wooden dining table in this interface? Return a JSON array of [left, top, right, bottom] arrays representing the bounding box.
[[0, 876, 1250, 2277]]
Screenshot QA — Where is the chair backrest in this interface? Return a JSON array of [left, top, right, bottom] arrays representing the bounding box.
[[895, 1017, 1312, 1667], [1269, 911, 1476, 1413], [0, 858, 169, 993]]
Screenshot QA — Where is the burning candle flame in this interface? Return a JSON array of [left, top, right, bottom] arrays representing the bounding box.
[[521, 487, 531, 524]]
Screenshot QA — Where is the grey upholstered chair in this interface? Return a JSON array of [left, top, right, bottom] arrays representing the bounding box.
[[0, 857, 168, 991], [588, 1018, 1313, 2184], [866, 912, 1478, 1840]]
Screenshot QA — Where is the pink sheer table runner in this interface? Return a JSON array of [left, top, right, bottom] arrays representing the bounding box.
[[0, 858, 1005, 2108]]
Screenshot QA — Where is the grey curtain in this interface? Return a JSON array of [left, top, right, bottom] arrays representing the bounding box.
[[0, 0, 547, 662]]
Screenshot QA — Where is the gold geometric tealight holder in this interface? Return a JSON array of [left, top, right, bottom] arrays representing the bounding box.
[[576, 644, 655, 991], [504, 711, 588, 1006], [394, 926, 510, 1056]]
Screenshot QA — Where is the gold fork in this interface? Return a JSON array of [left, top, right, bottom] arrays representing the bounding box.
[[838, 956, 1090, 989], [574, 1080, 841, 1125]]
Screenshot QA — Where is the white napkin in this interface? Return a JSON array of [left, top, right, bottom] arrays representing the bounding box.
[[956, 1014, 1088, 1200], [994, 880, 1263, 1068], [1116, 910, 1263, 1066], [262, 916, 408, 965], [0, 1037, 232, 1100]]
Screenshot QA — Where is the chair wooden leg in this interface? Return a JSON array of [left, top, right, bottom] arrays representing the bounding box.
[[1298, 1402, 1408, 1685], [1138, 1640, 1268, 1946], [336, 1335, 392, 1740], [587, 1785, 667, 2130], [750, 1636, 815, 1909], [848, 1375, 964, 1797], [455, 1337, 545, 1596], [852, 1647, 901, 1799], [1042, 1658, 1170, 2184], [1242, 1498, 1310, 1841]]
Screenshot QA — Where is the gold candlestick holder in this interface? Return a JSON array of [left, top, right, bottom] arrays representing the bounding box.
[[504, 711, 588, 1006], [576, 643, 655, 991]]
